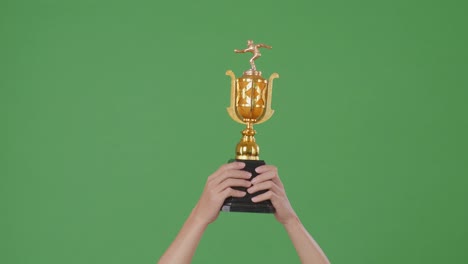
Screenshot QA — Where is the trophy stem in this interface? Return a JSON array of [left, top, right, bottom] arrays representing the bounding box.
[[235, 122, 260, 160]]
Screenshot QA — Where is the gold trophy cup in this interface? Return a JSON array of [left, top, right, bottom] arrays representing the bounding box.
[[221, 40, 279, 213]]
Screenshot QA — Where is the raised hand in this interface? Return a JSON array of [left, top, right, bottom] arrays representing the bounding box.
[[247, 165, 297, 225], [191, 161, 252, 226], [159, 162, 251, 264], [247, 165, 330, 264]]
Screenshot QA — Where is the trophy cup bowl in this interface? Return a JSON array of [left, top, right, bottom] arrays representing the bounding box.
[[236, 76, 268, 121]]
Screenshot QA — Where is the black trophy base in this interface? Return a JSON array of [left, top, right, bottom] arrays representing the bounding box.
[[221, 159, 276, 214]]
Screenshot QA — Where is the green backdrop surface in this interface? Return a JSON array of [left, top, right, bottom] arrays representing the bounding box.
[[2, 0, 467, 263]]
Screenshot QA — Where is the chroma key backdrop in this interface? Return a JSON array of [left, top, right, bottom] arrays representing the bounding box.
[[2, 0, 467, 263]]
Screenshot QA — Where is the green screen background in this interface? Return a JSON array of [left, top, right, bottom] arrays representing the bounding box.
[[2, 0, 467, 263]]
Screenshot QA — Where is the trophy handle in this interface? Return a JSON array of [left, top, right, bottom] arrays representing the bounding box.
[[256, 73, 279, 124], [226, 70, 244, 124]]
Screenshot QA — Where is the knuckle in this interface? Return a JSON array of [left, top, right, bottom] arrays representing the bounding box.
[[271, 166, 278, 175], [219, 181, 228, 190], [226, 188, 235, 196], [253, 175, 263, 182], [218, 165, 226, 175], [218, 164, 228, 171], [273, 184, 281, 192], [219, 171, 230, 181], [218, 190, 227, 199]]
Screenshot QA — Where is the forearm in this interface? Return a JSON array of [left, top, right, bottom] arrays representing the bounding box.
[[284, 217, 330, 264], [158, 212, 208, 264]]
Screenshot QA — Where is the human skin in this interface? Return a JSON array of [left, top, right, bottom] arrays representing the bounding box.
[[158, 162, 330, 264]]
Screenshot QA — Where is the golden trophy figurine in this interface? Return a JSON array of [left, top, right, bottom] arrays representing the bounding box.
[[221, 40, 279, 213]]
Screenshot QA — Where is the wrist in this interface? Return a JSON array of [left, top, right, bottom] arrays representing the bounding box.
[[188, 208, 211, 229], [187, 213, 209, 230], [282, 214, 301, 230]]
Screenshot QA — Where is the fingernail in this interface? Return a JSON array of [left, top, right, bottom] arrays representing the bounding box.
[[238, 162, 246, 168], [251, 196, 258, 202], [247, 187, 253, 193], [251, 178, 257, 184], [255, 166, 262, 173]]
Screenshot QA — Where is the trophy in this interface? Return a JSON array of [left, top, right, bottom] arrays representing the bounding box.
[[221, 40, 279, 213]]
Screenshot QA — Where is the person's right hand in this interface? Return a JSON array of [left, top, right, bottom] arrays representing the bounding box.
[[191, 162, 252, 226], [247, 165, 298, 226]]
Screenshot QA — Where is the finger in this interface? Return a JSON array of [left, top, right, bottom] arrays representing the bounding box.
[[216, 178, 252, 192], [221, 188, 247, 199], [251, 190, 276, 203], [255, 164, 276, 174], [251, 170, 276, 184], [247, 180, 282, 194], [218, 162, 246, 175], [212, 169, 251, 185], [251, 169, 283, 188], [217, 162, 246, 175], [209, 162, 246, 181]]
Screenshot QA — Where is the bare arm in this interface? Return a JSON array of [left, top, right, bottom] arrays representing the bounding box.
[[157, 213, 206, 264], [158, 162, 251, 264], [248, 165, 330, 264], [283, 217, 330, 264]]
